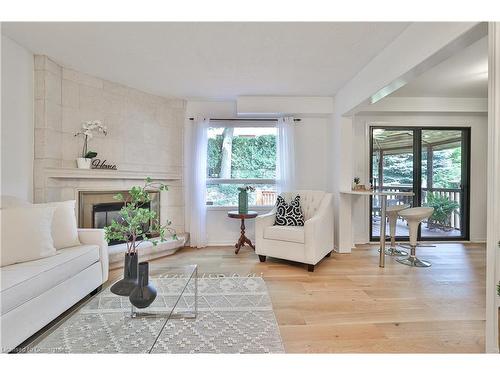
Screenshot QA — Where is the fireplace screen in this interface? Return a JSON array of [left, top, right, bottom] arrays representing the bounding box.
[[93, 202, 125, 229]]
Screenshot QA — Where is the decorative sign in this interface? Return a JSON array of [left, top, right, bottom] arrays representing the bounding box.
[[91, 159, 118, 170]]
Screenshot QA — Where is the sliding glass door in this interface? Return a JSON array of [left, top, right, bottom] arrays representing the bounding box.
[[420, 129, 470, 239], [370, 128, 415, 239], [370, 127, 470, 241]]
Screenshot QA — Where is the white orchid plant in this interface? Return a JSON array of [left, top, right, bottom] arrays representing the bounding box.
[[74, 120, 107, 158]]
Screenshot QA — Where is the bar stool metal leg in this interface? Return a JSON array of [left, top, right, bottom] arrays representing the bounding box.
[[396, 244, 431, 267]]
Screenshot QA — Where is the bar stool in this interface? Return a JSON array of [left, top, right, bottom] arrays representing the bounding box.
[[396, 207, 434, 267], [382, 204, 410, 256]]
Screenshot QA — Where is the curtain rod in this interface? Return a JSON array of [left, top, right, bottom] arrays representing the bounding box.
[[188, 117, 301, 122]]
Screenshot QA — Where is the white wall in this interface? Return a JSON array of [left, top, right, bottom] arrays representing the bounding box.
[[185, 100, 331, 245], [351, 112, 488, 243], [1, 35, 34, 201]]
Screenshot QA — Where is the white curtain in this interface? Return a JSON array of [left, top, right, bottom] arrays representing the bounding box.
[[276, 116, 296, 193], [188, 118, 209, 248]]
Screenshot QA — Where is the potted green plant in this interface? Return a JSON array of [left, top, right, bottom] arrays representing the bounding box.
[[74, 120, 107, 169], [425, 192, 460, 231], [238, 186, 255, 214], [105, 177, 176, 298]]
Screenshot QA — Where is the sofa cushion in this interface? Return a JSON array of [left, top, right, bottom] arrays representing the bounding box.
[[264, 225, 305, 244], [0, 245, 99, 315], [0, 205, 57, 267], [46, 200, 81, 250]]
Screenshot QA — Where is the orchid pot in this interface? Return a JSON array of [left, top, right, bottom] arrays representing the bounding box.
[[76, 157, 92, 169]]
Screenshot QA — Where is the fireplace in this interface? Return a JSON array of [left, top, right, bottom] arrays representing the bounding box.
[[78, 190, 160, 245]]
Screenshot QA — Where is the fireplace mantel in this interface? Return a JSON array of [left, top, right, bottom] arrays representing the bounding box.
[[44, 168, 181, 181]]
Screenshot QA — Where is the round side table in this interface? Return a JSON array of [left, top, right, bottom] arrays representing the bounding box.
[[227, 210, 258, 254]]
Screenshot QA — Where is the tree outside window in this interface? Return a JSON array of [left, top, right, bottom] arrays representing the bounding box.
[[206, 126, 277, 206]]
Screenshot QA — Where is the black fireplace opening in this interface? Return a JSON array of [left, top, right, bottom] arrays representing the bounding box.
[[92, 201, 154, 245]]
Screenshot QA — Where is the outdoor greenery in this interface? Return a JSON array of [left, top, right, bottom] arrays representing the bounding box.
[[374, 146, 462, 189], [104, 178, 176, 253], [206, 129, 277, 206], [425, 192, 460, 230], [423, 147, 462, 189], [207, 134, 276, 179], [379, 151, 414, 186]]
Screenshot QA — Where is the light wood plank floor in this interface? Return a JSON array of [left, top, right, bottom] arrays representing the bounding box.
[[142, 242, 486, 353]]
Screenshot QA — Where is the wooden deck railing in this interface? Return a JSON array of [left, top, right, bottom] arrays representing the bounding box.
[[372, 185, 461, 230], [255, 190, 277, 206]]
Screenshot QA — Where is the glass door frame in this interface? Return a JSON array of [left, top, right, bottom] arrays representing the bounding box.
[[369, 126, 471, 242]]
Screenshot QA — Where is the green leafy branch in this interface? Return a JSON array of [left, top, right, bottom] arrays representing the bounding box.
[[104, 177, 177, 254]]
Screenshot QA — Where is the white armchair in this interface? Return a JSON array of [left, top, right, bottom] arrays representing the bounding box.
[[255, 190, 334, 272]]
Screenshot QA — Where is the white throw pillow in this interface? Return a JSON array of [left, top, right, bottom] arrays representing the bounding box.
[[0, 205, 57, 267], [46, 200, 81, 250]]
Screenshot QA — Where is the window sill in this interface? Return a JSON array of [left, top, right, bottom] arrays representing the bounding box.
[[205, 205, 273, 212]]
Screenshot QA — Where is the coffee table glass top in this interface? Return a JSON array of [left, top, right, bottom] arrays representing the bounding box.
[[29, 263, 198, 354]]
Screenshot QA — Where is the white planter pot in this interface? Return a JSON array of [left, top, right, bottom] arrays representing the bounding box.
[[76, 158, 92, 169]]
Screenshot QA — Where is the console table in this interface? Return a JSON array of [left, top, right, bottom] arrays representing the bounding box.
[[227, 211, 258, 254]]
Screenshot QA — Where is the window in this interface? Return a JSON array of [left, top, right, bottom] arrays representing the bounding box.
[[206, 125, 277, 207]]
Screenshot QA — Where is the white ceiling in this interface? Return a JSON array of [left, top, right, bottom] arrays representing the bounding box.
[[2, 22, 410, 100], [392, 36, 488, 98]]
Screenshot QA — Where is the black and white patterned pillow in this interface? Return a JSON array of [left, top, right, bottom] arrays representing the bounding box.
[[274, 195, 305, 226]]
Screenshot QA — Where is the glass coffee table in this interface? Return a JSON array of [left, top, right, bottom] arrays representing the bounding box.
[[29, 264, 198, 353]]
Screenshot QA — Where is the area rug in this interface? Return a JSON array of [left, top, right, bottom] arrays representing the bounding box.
[[31, 276, 284, 354]]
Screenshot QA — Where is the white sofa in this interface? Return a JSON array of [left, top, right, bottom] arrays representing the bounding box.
[[0, 224, 108, 352], [255, 190, 334, 272]]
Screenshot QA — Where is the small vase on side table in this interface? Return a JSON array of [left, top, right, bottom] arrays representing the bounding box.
[[238, 190, 248, 214]]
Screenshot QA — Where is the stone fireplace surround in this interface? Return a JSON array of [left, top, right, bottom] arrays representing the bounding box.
[[33, 56, 188, 266], [42, 170, 187, 268]]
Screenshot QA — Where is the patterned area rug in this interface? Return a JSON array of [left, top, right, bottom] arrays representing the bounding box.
[[31, 277, 284, 354]]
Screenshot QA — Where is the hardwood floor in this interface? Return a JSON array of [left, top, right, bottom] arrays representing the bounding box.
[[144, 242, 486, 353]]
